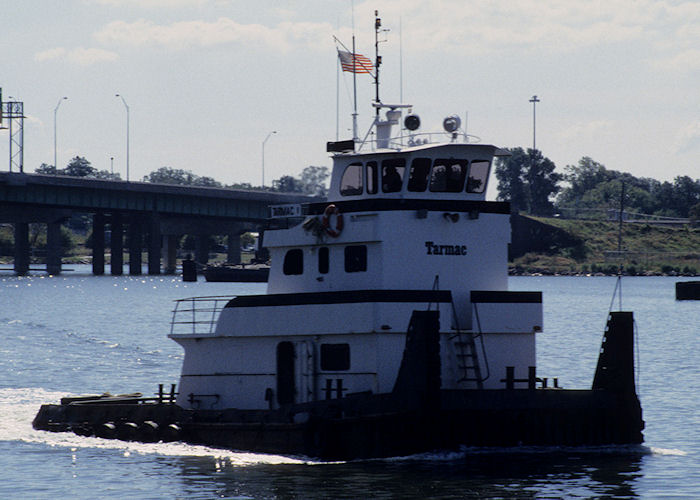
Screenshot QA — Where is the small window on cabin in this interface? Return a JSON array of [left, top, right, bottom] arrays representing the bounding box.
[[466, 160, 490, 193], [344, 245, 367, 273], [381, 158, 405, 193], [366, 161, 378, 194], [430, 159, 467, 192], [318, 247, 329, 274], [320, 343, 350, 371], [340, 162, 363, 196], [283, 249, 303, 275], [407, 158, 431, 192]]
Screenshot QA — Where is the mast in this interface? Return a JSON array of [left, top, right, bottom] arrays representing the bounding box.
[[374, 11, 381, 116]]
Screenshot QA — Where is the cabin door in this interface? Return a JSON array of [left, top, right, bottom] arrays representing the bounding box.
[[276, 341, 296, 405]]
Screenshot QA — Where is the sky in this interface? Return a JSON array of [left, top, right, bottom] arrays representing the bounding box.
[[2, 0, 699, 199]]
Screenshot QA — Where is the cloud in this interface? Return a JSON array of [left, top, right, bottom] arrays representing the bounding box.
[[650, 48, 700, 72], [558, 120, 615, 142], [34, 46, 118, 65], [350, 0, 700, 59], [672, 121, 700, 154], [85, 0, 208, 7], [94, 18, 336, 51]]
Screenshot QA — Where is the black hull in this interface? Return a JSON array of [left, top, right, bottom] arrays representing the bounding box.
[[33, 311, 644, 460], [676, 281, 700, 300], [32, 388, 643, 460], [203, 266, 269, 282]]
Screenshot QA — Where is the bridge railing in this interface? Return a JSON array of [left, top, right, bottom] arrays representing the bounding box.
[[170, 295, 236, 336]]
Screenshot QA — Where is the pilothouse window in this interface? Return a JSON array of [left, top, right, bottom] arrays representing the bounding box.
[[467, 160, 490, 193], [407, 158, 431, 192], [340, 162, 363, 196], [381, 159, 405, 193], [366, 161, 378, 194], [430, 159, 467, 192]]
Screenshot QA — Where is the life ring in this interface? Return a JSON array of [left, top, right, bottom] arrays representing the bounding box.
[[322, 204, 344, 237]]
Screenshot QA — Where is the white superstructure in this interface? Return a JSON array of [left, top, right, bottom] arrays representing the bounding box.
[[169, 105, 543, 412]]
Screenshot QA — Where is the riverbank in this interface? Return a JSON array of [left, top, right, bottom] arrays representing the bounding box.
[[511, 216, 699, 276]]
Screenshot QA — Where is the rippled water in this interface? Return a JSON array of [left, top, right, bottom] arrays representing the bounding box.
[[1, 269, 698, 498]]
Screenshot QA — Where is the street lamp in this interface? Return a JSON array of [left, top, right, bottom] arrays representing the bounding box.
[[529, 95, 540, 151], [262, 130, 277, 187], [115, 94, 130, 181], [54, 96, 68, 170]]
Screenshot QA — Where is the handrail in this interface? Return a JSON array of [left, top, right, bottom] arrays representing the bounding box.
[[170, 295, 236, 336], [357, 131, 482, 152]]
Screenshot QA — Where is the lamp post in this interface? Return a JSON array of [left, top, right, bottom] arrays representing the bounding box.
[[529, 95, 540, 151], [54, 96, 68, 170], [262, 130, 277, 187], [115, 94, 130, 181]]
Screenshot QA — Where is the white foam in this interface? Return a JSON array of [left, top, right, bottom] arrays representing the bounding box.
[[0, 388, 307, 465]]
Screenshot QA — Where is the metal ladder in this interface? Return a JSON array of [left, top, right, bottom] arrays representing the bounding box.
[[430, 276, 487, 389], [449, 301, 486, 389]]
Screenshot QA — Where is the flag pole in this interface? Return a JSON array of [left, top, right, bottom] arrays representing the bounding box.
[[351, 2, 358, 144]]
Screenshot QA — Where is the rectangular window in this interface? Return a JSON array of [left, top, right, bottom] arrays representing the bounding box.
[[344, 245, 367, 273], [340, 162, 363, 196], [407, 158, 431, 192], [381, 158, 405, 193], [283, 248, 303, 275], [430, 159, 468, 192], [320, 343, 350, 371], [466, 160, 490, 193], [318, 247, 329, 274], [366, 161, 378, 194]]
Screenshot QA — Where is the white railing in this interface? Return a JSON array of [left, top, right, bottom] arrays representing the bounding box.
[[357, 131, 481, 152], [170, 295, 236, 336]]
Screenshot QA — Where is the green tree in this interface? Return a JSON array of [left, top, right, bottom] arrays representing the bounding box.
[[143, 167, 222, 187], [671, 176, 700, 217], [35, 163, 58, 175], [35, 159, 119, 180], [272, 175, 304, 193], [64, 156, 96, 177], [495, 148, 528, 212], [271, 166, 329, 197], [299, 166, 330, 197], [690, 202, 700, 225], [495, 148, 561, 215]]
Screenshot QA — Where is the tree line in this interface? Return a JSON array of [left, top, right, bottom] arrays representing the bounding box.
[[495, 148, 700, 221], [35, 157, 329, 197]]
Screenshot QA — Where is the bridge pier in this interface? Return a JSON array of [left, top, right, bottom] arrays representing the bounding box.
[[227, 232, 241, 264], [129, 216, 142, 275], [46, 220, 62, 275], [92, 213, 105, 276], [13, 222, 29, 276], [162, 235, 178, 274], [195, 235, 209, 266], [148, 213, 161, 275], [110, 213, 124, 276]]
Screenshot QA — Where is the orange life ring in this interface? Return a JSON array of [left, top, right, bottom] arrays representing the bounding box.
[[322, 204, 344, 237]]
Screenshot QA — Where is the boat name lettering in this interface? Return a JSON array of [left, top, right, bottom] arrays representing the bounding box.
[[424, 241, 468, 256], [270, 204, 302, 218]]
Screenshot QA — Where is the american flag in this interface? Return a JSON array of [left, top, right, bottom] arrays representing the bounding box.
[[338, 50, 374, 74]]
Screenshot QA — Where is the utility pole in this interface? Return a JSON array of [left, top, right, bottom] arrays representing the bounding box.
[[529, 95, 540, 151], [54, 96, 68, 170]]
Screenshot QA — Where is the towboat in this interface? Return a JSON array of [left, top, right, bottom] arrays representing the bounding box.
[[33, 14, 644, 460]]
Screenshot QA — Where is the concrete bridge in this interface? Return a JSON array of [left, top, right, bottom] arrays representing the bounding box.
[[0, 172, 317, 276]]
